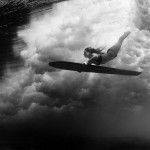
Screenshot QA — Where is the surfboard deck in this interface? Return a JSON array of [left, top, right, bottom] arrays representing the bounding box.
[[49, 61, 142, 76]]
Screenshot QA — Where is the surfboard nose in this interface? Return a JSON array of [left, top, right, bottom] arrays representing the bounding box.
[[49, 62, 56, 67], [49, 61, 66, 69]]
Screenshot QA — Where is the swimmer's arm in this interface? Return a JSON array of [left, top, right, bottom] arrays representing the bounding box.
[[87, 55, 98, 65], [94, 47, 105, 54]]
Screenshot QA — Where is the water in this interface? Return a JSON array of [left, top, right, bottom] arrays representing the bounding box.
[[1, 0, 150, 149]]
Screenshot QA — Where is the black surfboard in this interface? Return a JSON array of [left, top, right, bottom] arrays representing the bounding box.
[[49, 61, 142, 76]]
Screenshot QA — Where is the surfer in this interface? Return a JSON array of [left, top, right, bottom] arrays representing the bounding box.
[[83, 31, 131, 65], [49, 31, 142, 76]]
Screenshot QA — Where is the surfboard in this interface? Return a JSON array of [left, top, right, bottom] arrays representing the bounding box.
[[49, 61, 142, 76]]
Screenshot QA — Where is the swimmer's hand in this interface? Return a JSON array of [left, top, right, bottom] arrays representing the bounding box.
[[83, 62, 88, 65]]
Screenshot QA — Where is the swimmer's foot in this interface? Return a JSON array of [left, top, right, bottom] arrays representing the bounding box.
[[123, 31, 131, 37], [119, 31, 131, 42]]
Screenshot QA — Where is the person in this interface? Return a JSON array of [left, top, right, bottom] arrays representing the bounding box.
[[83, 31, 131, 65]]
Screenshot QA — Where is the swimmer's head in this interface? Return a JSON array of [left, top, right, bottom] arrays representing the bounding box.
[[84, 47, 95, 58]]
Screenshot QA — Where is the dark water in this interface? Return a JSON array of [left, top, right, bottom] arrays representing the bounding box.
[[0, 137, 150, 150], [0, 0, 67, 78], [0, 1, 28, 77]]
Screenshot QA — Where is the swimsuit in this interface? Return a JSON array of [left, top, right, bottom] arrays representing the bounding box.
[[94, 55, 102, 65], [107, 49, 117, 58], [94, 49, 117, 65]]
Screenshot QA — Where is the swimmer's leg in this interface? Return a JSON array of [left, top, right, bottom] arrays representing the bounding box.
[[108, 31, 131, 55], [118, 31, 131, 44], [101, 31, 131, 64]]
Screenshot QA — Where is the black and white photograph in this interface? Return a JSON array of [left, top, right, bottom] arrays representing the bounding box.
[[0, 0, 150, 149]]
